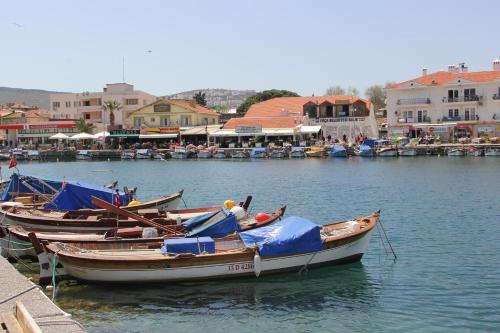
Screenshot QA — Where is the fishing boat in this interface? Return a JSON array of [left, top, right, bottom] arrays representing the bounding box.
[[398, 147, 417, 156], [330, 145, 347, 158], [305, 146, 325, 158], [171, 146, 188, 159], [269, 149, 286, 159], [197, 149, 212, 159], [37, 211, 380, 284], [250, 148, 267, 158], [153, 152, 167, 160], [121, 150, 135, 160], [11, 148, 27, 161], [231, 150, 250, 159], [484, 148, 500, 156], [27, 150, 41, 161], [135, 149, 153, 159], [467, 147, 482, 157], [76, 150, 92, 160], [355, 144, 375, 157], [289, 147, 305, 158], [377, 147, 398, 157], [213, 149, 226, 159], [447, 147, 465, 156]]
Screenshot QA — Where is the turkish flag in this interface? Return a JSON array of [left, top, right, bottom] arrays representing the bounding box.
[[8, 157, 17, 169]]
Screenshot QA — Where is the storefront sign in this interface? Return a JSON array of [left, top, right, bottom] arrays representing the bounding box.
[[142, 127, 179, 134], [478, 126, 495, 133], [427, 126, 448, 133], [154, 104, 171, 112], [28, 123, 75, 129], [235, 126, 262, 133]]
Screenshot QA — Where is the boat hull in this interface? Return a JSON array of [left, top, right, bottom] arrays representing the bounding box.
[[447, 149, 465, 156], [485, 149, 500, 156], [398, 149, 417, 156], [377, 149, 398, 157], [54, 228, 374, 283]]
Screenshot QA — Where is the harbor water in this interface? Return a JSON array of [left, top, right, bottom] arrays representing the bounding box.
[[7, 157, 500, 332]]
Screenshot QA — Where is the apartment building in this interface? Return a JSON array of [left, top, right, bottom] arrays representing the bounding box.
[[386, 60, 500, 140], [49, 83, 157, 129]]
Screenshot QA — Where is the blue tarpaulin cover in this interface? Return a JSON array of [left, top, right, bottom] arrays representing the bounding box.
[[362, 139, 377, 147], [291, 147, 304, 151], [240, 216, 323, 257], [44, 181, 129, 210], [160, 237, 215, 255], [182, 210, 221, 230], [360, 144, 372, 152], [250, 148, 266, 157], [1, 174, 63, 201], [185, 210, 239, 238], [331, 145, 346, 152]]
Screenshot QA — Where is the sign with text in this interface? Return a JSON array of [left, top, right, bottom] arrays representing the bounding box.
[[142, 127, 179, 134], [154, 104, 171, 112], [235, 126, 262, 133]]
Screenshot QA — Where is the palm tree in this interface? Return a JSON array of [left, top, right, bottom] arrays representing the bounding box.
[[75, 118, 94, 133], [102, 100, 122, 129]]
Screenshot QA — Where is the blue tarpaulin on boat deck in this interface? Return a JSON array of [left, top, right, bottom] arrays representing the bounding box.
[[160, 237, 215, 255], [240, 216, 323, 257], [185, 209, 240, 238], [182, 210, 221, 230], [291, 147, 304, 152], [250, 148, 266, 157], [1, 173, 63, 201], [362, 139, 377, 147], [331, 145, 346, 152], [44, 181, 129, 210], [360, 144, 372, 152]]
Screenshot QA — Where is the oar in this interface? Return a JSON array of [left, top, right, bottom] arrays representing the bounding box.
[[91, 196, 181, 235]]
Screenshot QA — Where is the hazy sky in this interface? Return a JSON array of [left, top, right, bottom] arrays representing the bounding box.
[[1, 0, 499, 97]]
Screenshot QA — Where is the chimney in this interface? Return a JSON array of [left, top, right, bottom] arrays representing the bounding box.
[[422, 68, 428, 76], [447, 65, 459, 74], [494, 59, 500, 71]]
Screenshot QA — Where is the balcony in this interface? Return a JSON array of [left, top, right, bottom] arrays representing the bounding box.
[[493, 94, 500, 100], [398, 117, 416, 123], [397, 98, 431, 105], [442, 116, 462, 122], [442, 95, 482, 103]]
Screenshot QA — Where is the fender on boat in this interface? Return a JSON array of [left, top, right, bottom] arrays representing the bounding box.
[[254, 251, 262, 278]]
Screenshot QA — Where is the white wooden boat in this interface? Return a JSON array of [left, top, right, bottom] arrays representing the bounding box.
[[269, 149, 286, 159], [231, 150, 250, 159], [197, 149, 212, 158], [467, 147, 482, 157], [39, 211, 380, 283], [171, 147, 188, 159], [484, 148, 500, 156], [135, 149, 152, 159], [398, 148, 417, 156], [447, 148, 465, 156], [76, 150, 92, 160], [213, 149, 226, 159], [289, 147, 305, 158], [121, 151, 135, 160], [27, 150, 41, 160], [377, 147, 398, 157]]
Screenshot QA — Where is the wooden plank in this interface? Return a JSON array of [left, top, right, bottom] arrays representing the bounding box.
[[15, 302, 43, 333], [1, 313, 23, 333]]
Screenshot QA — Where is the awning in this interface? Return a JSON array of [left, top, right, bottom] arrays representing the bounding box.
[[262, 128, 295, 136], [109, 134, 140, 138], [181, 125, 222, 136], [139, 133, 178, 139], [298, 125, 322, 134], [209, 129, 239, 137]]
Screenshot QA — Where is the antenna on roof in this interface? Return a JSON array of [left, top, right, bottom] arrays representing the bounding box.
[[122, 56, 125, 83]]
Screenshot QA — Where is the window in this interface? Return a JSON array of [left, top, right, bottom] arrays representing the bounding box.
[[454, 109, 459, 117], [417, 110, 427, 122], [65, 101, 71, 108], [211, 118, 215, 124], [303, 105, 316, 118], [448, 109, 453, 118], [326, 105, 333, 117], [133, 117, 144, 127], [52, 102, 60, 110], [126, 98, 138, 105], [448, 90, 458, 102], [181, 115, 191, 126], [464, 88, 476, 101], [83, 100, 90, 106], [160, 116, 170, 126], [73, 101, 78, 107], [85, 114, 90, 120], [150, 117, 155, 122]]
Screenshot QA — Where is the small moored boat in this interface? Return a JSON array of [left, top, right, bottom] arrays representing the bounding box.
[[197, 149, 212, 159], [484, 148, 500, 156], [76, 150, 92, 160], [269, 149, 286, 159], [213, 149, 226, 159], [355, 144, 375, 157], [305, 146, 325, 158], [250, 148, 267, 159], [447, 148, 465, 156], [330, 145, 347, 158], [398, 147, 417, 156], [121, 151, 135, 160], [377, 147, 398, 157], [231, 150, 250, 159], [289, 147, 305, 158], [136, 149, 153, 159]]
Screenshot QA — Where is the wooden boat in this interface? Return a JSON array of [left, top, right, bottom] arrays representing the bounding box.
[[447, 148, 465, 156], [37, 211, 380, 284], [398, 148, 417, 156], [269, 149, 287, 159], [27, 150, 41, 161], [330, 145, 347, 158], [467, 147, 482, 157], [289, 147, 305, 158], [153, 152, 167, 160], [485, 148, 500, 156], [305, 146, 326, 158], [11, 149, 27, 161], [76, 150, 92, 160], [354, 144, 375, 157], [197, 149, 212, 158], [377, 147, 398, 157], [135, 149, 153, 159], [250, 148, 267, 158], [213, 149, 226, 159], [231, 150, 250, 159], [171, 147, 188, 159], [121, 151, 135, 160]]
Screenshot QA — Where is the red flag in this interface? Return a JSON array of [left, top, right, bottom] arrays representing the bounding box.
[[8, 157, 17, 169]]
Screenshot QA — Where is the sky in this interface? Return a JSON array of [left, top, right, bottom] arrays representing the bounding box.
[[1, 0, 499, 97]]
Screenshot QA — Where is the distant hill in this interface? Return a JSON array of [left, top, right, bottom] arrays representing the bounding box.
[[0, 87, 64, 109], [168, 89, 256, 109]]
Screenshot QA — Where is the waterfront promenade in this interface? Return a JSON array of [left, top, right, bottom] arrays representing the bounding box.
[[0, 256, 86, 332]]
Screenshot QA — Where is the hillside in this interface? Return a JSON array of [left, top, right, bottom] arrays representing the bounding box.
[[0, 86, 64, 109], [168, 88, 256, 109]]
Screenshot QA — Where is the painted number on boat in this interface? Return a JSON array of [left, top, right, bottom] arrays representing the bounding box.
[[228, 263, 254, 271]]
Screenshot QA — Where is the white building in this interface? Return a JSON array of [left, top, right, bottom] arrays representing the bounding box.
[[386, 60, 500, 141], [49, 83, 157, 129]]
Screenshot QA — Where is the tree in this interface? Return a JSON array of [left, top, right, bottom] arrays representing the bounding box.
[[102, 100, 122, 128], [325, 85, 345, 96], [365, 82, 395, 112], [75, 118, 94, 133], [211, 104, 230, 113], [193, 91, 207, 106], [347, 86, 359, 96], [237, 89, 299, 114]]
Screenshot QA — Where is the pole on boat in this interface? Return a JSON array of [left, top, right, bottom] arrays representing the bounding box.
[[377, 213, 397, 260], [91, 196, 182, 235]]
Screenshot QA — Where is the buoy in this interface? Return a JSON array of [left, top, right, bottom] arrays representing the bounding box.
[[230, 206, 246, 220], [127, 200, 141, 207], [255, 212, 271, 223], [224, 200, 236, 209], [254, 252, 262, 277], [108, 158, 110, 162]]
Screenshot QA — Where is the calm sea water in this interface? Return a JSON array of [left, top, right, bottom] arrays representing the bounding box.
[[8, 157, 500, 332]]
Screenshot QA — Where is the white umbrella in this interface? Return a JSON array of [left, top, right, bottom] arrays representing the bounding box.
[[93, 131, 110, 139], [49, 133, 70, 140], [70, 132, 96, 140]]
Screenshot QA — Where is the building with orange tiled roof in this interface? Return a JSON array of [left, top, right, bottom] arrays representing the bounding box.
[[209, 95, 377, 147], [386, 60, 500, 141]]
